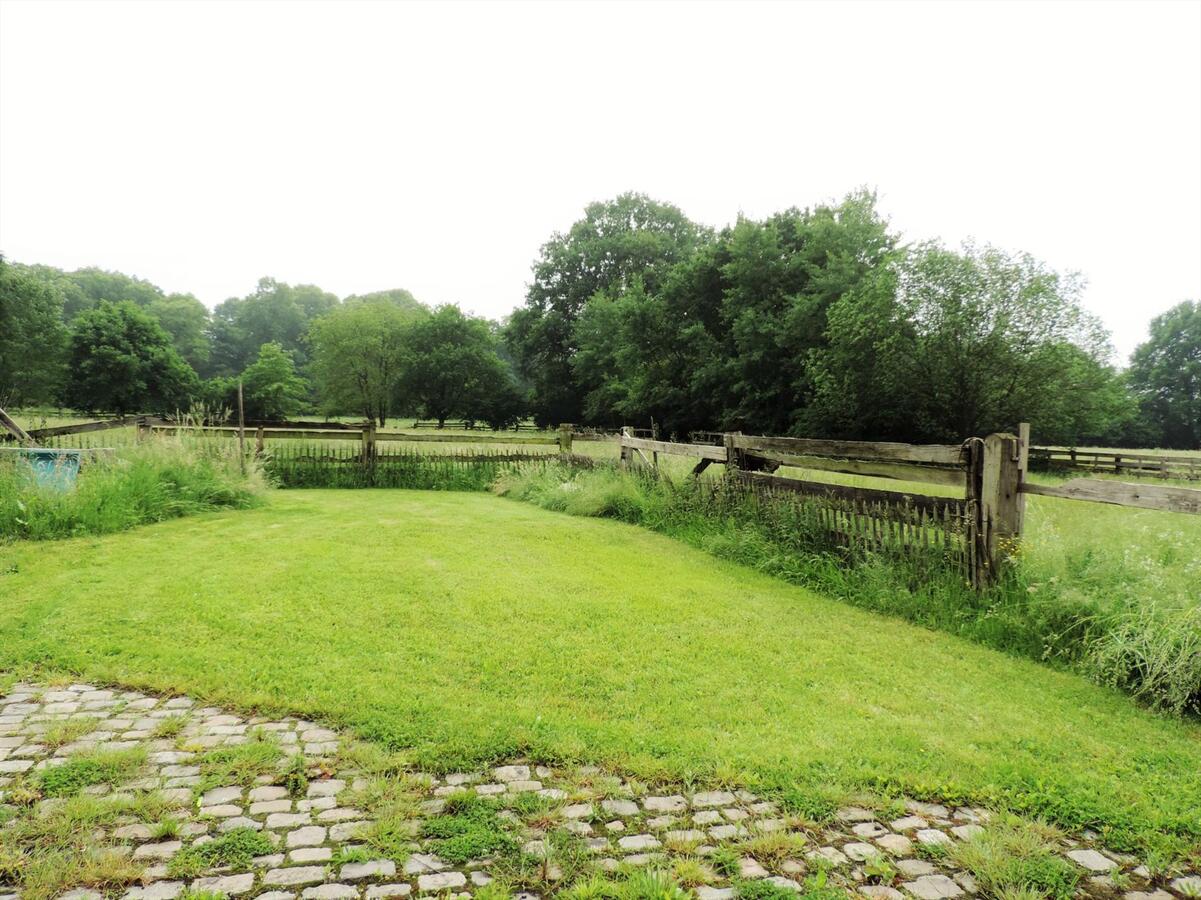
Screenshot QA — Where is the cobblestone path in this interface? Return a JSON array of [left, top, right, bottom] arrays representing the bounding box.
[[0, 682, 1196, 900]]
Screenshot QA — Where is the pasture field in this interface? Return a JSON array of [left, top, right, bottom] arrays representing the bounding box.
[[0, 489, 1199, 859]]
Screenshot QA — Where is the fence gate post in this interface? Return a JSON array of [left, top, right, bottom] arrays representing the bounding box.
[[558, 424, 573, 459], [723, 432, 739, 472], [979, 432, 1023, 583]]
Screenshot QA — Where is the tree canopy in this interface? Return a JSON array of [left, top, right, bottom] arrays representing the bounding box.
[[1128, 300, 1201, 449]]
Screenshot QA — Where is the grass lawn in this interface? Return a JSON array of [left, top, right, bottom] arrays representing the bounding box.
[[1, 490, 1199, 854]]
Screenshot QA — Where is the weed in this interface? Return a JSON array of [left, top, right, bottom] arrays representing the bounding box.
[[951, 819, 1079, 900], [149, 816, 182, 840], [862, 854, 896, 883], [38, 747, 146, 797], [196, 733, 282, 792], [671, 856, 715, 886], [357, 813, 418, 864], [710, 846, 742, 879], [738, 831, 808, 869], [734, 879, 797, 900], [281, 752, 309, 798], [40, 716, 99, 750], [167, 827, 274, 877], [618, 869, 690, 900], [424, 795, 518, 865], [151, 716, 188, 739]]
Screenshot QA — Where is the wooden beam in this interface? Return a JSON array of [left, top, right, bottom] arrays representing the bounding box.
[[730, 471, 966, 516], [744, 450, 967, 488], [620, 435, 727, 461], [0, 407, 33, 445], [730, 434, 966, 466], [1020, 479, 1201, 515], [23, 416, 133, 439]]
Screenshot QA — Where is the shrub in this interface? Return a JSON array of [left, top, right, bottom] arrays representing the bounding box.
[[0, 436, 265, 541]]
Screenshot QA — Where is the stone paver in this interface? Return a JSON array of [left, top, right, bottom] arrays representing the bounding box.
[[0, 680, 1187, 900]]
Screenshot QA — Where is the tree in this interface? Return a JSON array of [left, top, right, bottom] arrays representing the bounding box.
[[238, 342, 308, 420], [207, 277, 338, 375], [62, 301, 198, 415], [805, 242, 1121, 443], [63, 267, 165, 314], [399, 306, 513, 426], [308, 297, 426, 425], [506, 193, 709, 425], [0, 257, 68, 406], [1128, 300, 1201, 449], [147, 293, 211, 372]]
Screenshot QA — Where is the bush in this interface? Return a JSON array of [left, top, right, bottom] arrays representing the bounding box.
[[0, 436, 265, 541]]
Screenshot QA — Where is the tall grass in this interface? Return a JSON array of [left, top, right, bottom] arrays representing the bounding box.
[[495, 464, 1200, 716], [0, 437, 266, 541]]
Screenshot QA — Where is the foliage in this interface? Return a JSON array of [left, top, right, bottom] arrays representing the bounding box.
[[2, 490, 1199, 857], [207, 277, 338, 375], [398, 305, 514, 426], [1128, 300, 1201, 449], [506, 192, 709, 425], [265, 446, 552, 490], [61, 300, 198, 415], [237, 341, 308, 419], [0, 438, 265, 541], [308, 296, 425, 424], [805, 241, 1125, 443], [0, 257, 68, 406], [146, 293, 212, 372], [196, 733, 283, 791]]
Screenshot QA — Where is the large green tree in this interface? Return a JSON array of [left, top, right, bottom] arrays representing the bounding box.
[[238, 342, 308, 420], [1128, 300, 1201, 449], [308, 296, 427, 425], [0, 258, 68, 406], [806, 242, 1123, 443], [62, 301, 198, 415], [147, 293, 211, 372], [506, 193, 709, 425], [208, 278, 338, 376], [400, 306, 513, 426]]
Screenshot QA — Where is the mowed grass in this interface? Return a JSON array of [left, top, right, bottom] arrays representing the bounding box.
[[1, 491, 1199, 854]]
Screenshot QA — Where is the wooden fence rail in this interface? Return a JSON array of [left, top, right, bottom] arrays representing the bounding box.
[[1029, 446, 1201, 480]]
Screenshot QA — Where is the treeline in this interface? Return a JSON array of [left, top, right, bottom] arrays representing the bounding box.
[[507, 191, 1200, 448], [2, 189, 1198, 447], [0, 266, 524, 428]]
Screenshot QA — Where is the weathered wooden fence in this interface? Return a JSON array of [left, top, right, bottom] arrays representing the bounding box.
[[1029, 446, 1201, 480]]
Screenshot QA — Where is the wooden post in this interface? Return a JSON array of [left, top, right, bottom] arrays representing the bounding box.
[[979, 432, 1022, 583], [1016, 423, 1030, 534], [237, 380, 246, 475], [620, 426, 633, 469], [136, 415, 149, 443], [361, 421, 376, 465], [723, 432, 739, 472], [254, 426, 265, 458], [558, 423, 573, 459]]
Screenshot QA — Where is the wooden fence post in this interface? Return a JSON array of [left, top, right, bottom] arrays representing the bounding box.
[[620, 426, 633, 469], [361, 421, 376, 464], [254, 426, 265, 458], [979, 432, 1023, 583], [136, 416, 150, 443], [1016, 423, 1030, 534], [558, 424, 573, 459], [723, 432, 739, 472]]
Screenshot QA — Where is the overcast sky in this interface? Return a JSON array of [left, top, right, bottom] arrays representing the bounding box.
[[2, 0, 1198, 361]]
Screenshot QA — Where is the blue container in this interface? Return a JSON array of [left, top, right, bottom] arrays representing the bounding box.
[[20, 449, 82, 490]]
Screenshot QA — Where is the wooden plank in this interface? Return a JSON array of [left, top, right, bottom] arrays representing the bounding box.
[[730, 471, 965, 515], [731, 434, 966, 466], [24, 416, 133, 439], [1020, 479, 1201, 515], [621, 435, 727, 461], [0, 407, 33, 445], [152, 426, 366, 441], [745, 450, 967, 487], [571, 432, 619, 442], [375, 431, 557, 445]]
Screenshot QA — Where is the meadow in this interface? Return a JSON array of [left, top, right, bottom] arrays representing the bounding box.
[[1, 489, 1199, 864]]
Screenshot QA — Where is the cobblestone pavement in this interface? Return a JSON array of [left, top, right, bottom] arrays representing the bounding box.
[[1, 682, 1197, 900]]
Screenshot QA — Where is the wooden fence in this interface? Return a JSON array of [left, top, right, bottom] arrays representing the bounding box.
[[1029, 446, 1201, 480], [7, 409, 1199, 586]]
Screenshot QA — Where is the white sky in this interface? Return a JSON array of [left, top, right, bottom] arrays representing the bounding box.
[[2, 0, 1199, 361]]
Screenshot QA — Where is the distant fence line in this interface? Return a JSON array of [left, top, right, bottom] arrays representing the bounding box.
[[1029, 446, 1200, 480]]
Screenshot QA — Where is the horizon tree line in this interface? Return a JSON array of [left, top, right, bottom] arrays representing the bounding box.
[[1, 190, 1197, 448]]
